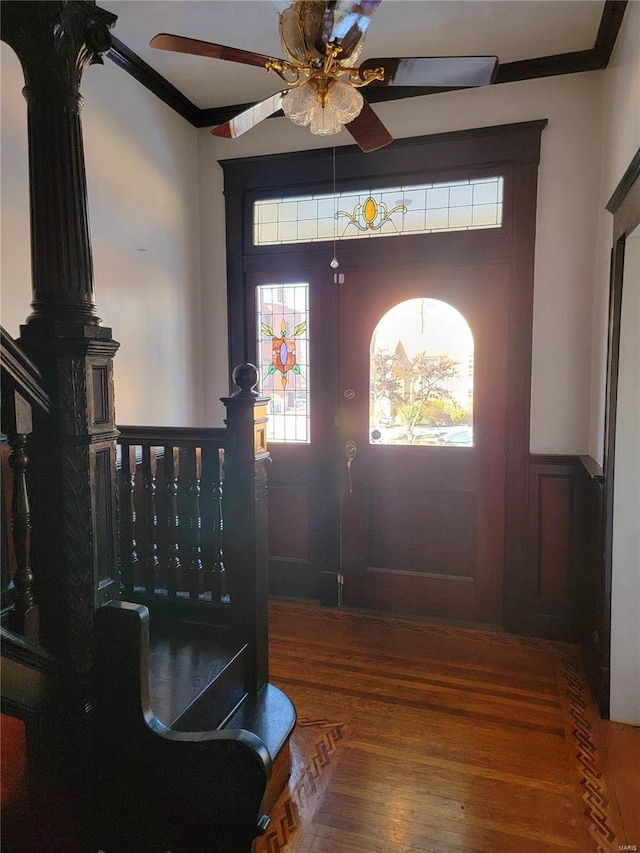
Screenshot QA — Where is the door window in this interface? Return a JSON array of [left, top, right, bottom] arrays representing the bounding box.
[[253, 177, 504, 246], [256, 283, 310, 443], [369, 298, 474, 446]]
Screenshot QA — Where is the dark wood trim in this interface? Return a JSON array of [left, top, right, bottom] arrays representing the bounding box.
[[494, 50, 601, 85], [222, 120, 546, 193], [607, 147, 640, 214], [0, 626, 58, 674], [496, 0, 627, 84], [579, 454, 604, 480], [107, 35, 200, 125], [106, 2, 627, 128], [599, 149, 640, 718], [222, 121, 545, 626], [222, 120, 545, 392], [594, 0, 629, 65], [501, 156, 540, 636], [117, 424, 228, 447], [0, 327, 49, 416], [576, 459, 607, 716]]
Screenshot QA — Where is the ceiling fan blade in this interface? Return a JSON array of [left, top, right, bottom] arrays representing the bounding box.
[[360, 56, 499, 88], [318, 0, 383, 59], [150, 33, 281, 69], [345, 101, 393, 152], [210, 93, 284, 140]]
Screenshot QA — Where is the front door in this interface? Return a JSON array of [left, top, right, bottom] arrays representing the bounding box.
[[338, 263, 509, 623], [223, 125, 545, 631], [251, 255, 509, 624]]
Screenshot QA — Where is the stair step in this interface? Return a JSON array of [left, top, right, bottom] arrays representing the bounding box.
[[148, 620, 248, 729]]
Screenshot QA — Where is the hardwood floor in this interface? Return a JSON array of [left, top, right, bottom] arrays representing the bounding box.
[[258, 602, 640, 853]]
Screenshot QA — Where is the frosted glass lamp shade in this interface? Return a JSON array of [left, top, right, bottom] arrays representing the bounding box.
[[282, 78, 364, 136]]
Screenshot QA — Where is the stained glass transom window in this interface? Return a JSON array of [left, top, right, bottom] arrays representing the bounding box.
[[370, 299, 474, 447], [254, 177, 503, 246], [256, 283, 310, 443]]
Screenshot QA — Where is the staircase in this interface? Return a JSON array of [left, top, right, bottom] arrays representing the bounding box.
[[2, 3, 296, 847], [1, 332, 296, 852]]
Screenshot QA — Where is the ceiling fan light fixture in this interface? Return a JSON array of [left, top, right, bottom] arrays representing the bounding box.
[[282, 77, 364, 136]]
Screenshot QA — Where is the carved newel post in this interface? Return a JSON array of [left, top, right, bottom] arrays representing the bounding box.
[[221, 364, 271, 688], [1, 1, 120, 675]]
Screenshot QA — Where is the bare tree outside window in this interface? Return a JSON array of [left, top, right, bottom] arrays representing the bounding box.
[[369, 299, 473, 446]]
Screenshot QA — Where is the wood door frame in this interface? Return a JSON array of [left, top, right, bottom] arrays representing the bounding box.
[[221, 121, 546, 629], [595, 148, 640, 717]]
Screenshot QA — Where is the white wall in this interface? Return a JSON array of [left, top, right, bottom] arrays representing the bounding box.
[[590, 1, 640, 464], [590, 2, 640, 726], [0, 38, 610, 445], [610, 229, 640, 725], [0, 44, 205, 427], [201, 71, 604, 451], [0, 45, 31, 337], [198, 130, 230, 425]]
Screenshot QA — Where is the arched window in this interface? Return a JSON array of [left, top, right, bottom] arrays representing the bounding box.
[[369, 298, 474, 446]]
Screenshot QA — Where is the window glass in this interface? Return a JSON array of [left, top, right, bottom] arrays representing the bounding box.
[[256, 283, 310, 443], [370, 298, 474, 446], [254, 177, 503, 246]]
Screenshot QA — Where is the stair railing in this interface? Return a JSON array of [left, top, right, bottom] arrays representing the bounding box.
[[116, 364, 271, 685], [1, 327, 50, 637], [116, 426, 228, 607]]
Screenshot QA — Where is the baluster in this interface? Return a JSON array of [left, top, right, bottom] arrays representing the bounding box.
[[165, 446, 181, 598], [8, 430, 38, 637], [217, 449, 227, 600], [118, 443, 138, 596], [201, 445, 224, 603], [184, 447, 203, 599], [142, 446, 160, 594]]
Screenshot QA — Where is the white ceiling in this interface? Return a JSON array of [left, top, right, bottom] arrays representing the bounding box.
[[102, 0, 606, 110]]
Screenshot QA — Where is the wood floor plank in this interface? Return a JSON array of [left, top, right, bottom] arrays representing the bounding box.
[[258, 602, 631, 853], [599, 720, 640, 848]]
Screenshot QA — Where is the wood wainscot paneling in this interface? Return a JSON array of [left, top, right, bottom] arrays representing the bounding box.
[[268, 483, 314, 599], [575, 455, 607, 713], [513, 455, 604, 644], [526, 455, 579, 639]]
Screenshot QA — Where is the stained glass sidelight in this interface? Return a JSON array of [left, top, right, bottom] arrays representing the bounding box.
[[256, 283, 310, 443], [370, 299, 474, 447], [254, 177, 503, 246]]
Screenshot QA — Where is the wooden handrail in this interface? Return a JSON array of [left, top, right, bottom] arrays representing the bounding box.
[[0, 326, 49, 416], [117, 425, 227, 447]]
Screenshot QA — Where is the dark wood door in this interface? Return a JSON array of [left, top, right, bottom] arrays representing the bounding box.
[[249, 268, 340, 601], [338, 262, 509, 623]]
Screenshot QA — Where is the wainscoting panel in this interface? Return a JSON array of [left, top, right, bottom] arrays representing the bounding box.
[[514, 454, 604, 647], [575, 456, 607, 714], [525, 455, 580, 640]]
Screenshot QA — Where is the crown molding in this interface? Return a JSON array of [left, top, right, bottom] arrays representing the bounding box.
[[107, 0, 628, 130], [107, 35, 201, 124]]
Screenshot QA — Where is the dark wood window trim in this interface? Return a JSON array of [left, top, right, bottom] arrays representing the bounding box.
[[106, 2, 627, 128], [221, 120, 546, 631]]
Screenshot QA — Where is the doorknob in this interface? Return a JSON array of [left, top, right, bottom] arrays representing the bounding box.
[[345, 440, 357, 494]]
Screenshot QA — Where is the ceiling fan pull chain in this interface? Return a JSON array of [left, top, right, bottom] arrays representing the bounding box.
[[331, 146, 340, 270]]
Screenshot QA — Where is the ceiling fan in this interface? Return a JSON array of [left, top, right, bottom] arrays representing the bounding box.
[[151, 0, 498, 153]]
